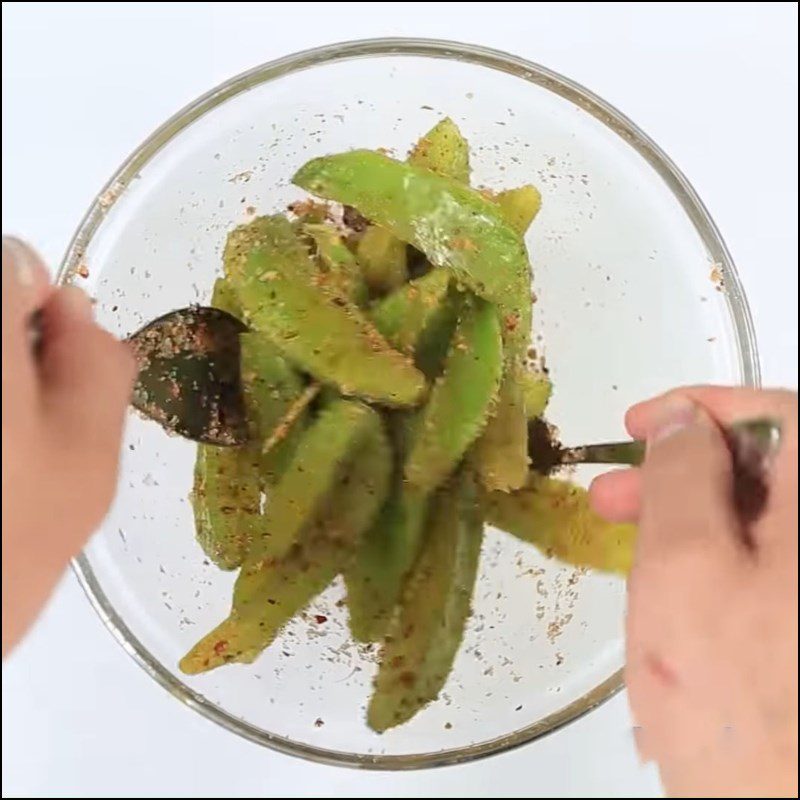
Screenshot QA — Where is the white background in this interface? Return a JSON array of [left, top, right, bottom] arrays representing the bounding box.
[[2, 3, 797, 797]]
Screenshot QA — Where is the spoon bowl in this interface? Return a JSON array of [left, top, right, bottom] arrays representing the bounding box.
[[128, 306, 249, 446]]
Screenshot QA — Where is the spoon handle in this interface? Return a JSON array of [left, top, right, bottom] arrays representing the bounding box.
[[561, 418, 781, 468], [560, 418, 781, 522], [559, 440, 646, 466]]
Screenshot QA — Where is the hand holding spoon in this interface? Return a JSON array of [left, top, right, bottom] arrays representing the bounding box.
[[527, 416, 780, 521]]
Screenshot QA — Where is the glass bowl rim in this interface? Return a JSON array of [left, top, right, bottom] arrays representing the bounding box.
[[59, 37, 761, 770]]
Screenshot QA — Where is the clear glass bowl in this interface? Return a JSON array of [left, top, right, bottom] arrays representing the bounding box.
[[59, 39, 759, 769]]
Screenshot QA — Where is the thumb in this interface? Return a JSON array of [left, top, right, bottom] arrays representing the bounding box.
[[38, 287, 135, 512], [638, 396, 743, 561]]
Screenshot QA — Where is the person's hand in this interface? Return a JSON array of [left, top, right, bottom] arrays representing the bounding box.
[[591, 387, 798, 797], [2, 237, 135, 655]]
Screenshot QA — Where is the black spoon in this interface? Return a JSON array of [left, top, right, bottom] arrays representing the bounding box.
[[128, 306, 249, 446]]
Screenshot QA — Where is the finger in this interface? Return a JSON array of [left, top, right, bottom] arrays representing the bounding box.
[[589, 468, 642, 523], [637, 396, 745, 562], [1, 237, 53, 396], [626, 385, 796, 439], [1, 236, 52, 317], [37, 287, 136, 520], [629, 387, 797, 550]]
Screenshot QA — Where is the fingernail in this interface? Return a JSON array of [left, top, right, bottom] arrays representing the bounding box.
[[647, 397, 698, 446], [59, 285, 94, 320], [2, 236, 38, 287]]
